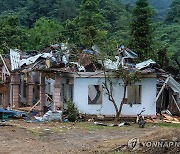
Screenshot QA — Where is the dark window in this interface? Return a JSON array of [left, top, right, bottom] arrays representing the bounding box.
[[127, 85, 141, 104], [88, 85, 102, 104]]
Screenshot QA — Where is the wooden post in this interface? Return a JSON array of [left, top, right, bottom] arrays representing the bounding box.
[[155, 76, 170, 103], [27, 73, 34, 107], [0, 54, 10, 76], [3, 86, 9, 108]]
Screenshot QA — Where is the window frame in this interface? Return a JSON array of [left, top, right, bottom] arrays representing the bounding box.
[[88, 85, 102, 105], [126, 84, 142, 105]]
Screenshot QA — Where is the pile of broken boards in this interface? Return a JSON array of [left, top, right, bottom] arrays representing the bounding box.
[[161, 114, 180, 124], [145, 113, 180, 124]]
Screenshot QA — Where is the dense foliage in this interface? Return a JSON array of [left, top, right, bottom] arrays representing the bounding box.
[[72, 0, 107, 48], [27, 17, 64, 50], [0, 0, 179, 69], [165, 0, 180, 23], [0, 16, 27, 53], [123, 0, 172, 20], [130, 0, 154, 60]]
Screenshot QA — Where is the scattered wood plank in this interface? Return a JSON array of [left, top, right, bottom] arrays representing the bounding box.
[[162, 114, 174, 121], [162, 113, 180, 124], [28, 100, 40, 113]]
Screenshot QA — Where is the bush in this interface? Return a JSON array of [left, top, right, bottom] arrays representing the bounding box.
[[67, 101, 79, 122]]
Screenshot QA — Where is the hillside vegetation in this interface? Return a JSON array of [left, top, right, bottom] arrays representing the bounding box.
[[0, 0, 179, 69]]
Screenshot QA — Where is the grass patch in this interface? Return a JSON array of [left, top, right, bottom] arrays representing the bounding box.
[[154, 122, 180, 128]]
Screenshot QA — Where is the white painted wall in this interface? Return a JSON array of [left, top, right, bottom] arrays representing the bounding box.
[[73, 77, 157, 116]]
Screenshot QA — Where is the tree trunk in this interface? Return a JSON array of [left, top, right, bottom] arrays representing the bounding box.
[[114, 85, 127, 121], [114, 112, 120, 122]]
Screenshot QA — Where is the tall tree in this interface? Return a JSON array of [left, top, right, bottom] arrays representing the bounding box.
[[74, 0, 107, 48], [99, 0, 132, 46], [20, 0, 80, 27], [155, 23, 180, 69], [166, 0, 180, 23], [27, 17, 64, 50], [0, 16, 27, 53], [130, 0, 154, 60]]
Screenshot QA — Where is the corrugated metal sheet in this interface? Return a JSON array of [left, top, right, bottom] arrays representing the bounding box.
[[20, 53, 56, 67], [167, 76, 180, 93], [10, 49, 21, 71], [136, 59, 156, 70]]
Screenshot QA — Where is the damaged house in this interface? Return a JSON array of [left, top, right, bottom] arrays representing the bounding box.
[[156, 75, 180, 115], [0, 44, 165, 117]]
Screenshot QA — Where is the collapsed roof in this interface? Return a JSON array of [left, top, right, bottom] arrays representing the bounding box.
[[8, 43, 156, 74]]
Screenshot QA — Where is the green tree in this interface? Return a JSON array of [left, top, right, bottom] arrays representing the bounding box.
[[157, 47, 169, 68], [155, 23, 180, 68], [123, 0, 172, 21], [100, 0, 132, 46], [0, 0, 29, 14], [74, 0, 107, 48], [172, 51, 180, 68], [166, 0, 180, 23], [0, 16, 27, 53], [101, 57, 141, 121], [27, 17, 64, 50], [22, 0, 80, 27], [130, 0, 154, 60]]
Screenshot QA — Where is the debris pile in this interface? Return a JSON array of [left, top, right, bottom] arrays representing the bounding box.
[[0, 42, 179, 122], [162, 114, 180, 124]]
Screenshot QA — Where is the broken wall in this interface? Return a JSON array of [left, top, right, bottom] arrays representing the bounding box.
[[73, 77, 157, 116]]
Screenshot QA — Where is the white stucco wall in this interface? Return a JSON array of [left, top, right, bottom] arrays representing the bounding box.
[[73, 77, 157, 116]]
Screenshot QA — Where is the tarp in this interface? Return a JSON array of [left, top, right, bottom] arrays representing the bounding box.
[[0, 108, 28, 118]]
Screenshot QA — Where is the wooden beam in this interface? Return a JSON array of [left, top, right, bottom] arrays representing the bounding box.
[[0, 54, 10, 76], [45, 93, 53, 102], [45, 93, 54, 106], [155, 76, 170, 103], [28, 100, 40, 113]]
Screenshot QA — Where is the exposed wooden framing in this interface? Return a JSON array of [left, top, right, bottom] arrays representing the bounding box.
[[0, 54, 10, 76], [155, 76, 170, 103], [172, 95, 180, 113], [45, 93, 54, 106], [28, 100, 40, 113], [45, 93, 53, 102]]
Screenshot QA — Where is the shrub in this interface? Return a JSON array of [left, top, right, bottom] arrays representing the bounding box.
[[67, 101, 79, 122]]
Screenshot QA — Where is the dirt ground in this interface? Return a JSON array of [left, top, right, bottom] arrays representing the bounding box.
[[0, 120, 179, 154]]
